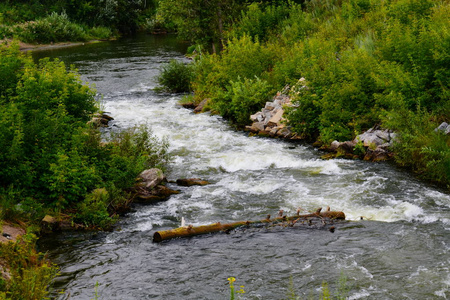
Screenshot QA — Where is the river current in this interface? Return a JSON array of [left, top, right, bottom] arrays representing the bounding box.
[[34, 34, 450, 299]]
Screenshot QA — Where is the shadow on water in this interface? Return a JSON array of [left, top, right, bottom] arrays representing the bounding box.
[[35, 34, 450, 300]]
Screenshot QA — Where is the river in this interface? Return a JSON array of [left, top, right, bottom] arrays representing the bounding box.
[[34, 34, 450, 300]]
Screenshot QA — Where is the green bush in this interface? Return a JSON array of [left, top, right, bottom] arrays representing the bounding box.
[[76, 188, 117, 228], [87, 26, 114, 40], [157, 59, 193, 93], [17, 12, 88, 43], [212, 76, 272, 126], [229, 3, 291, 42]]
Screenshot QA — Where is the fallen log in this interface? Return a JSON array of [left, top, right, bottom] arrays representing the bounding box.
[[153, 208, 345, 242]]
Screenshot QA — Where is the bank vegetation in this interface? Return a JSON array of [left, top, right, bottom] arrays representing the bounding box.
[[160, 0, 450, 189]]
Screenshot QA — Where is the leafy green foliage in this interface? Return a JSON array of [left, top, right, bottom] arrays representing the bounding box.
[[229, 3, 291, 42], [157, 59, 194, 93], [0, 43, 171, 226], [213, 76, 272, 126], [158, 0, 244, 49], [76, 188, 118, 229]]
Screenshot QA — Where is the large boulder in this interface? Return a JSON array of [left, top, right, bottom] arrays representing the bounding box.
[[136, 168, 166, 189], [133, 168, 180, 203], [354, 128, 393, 148]]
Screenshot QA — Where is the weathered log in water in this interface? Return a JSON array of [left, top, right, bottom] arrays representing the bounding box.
[[153, 208, 345, 242]]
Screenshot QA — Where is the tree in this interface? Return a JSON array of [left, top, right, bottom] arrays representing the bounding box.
[[158, 0, 243, 51]]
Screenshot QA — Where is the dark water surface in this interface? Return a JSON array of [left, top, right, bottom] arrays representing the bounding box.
[[34, 34, 450, 300]]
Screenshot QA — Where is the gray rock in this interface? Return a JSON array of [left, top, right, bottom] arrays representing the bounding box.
[[435, 122, 449, 132], [338, 141, 356, 153], [375, 130, 390, 142], [363, 135, 384, 148], [389, 132, 398, 145], [269, 127, 279, 136], [267, 109, 284, 127], [330, 140, 340, 151], [137, 168, 166, 189], [253, 122, 266, 132], [265, 102, 275, 110], [250, 113, 262, 122]]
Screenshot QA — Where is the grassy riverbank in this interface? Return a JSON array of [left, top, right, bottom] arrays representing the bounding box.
[[160, 0, 450, 189]]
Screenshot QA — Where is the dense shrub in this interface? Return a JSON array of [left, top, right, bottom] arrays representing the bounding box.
[[17, 12, 88, 43], [157, 59, 194, 93], [212, 76, 272, 126]]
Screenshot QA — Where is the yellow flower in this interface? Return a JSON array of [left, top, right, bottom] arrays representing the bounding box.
[[227, 277, 236, 284]]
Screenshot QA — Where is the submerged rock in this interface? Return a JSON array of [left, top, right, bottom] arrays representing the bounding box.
[[40, 215, 84, 233], [176, 178, 210, 186], [134, 185, 180, 203], [88, 112, 114, 127]]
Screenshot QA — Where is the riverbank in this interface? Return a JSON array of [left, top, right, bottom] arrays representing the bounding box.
[[1, 38, 111, 52], [181, 1, 450, 190]]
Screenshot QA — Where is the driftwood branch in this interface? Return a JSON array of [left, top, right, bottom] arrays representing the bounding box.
[[153, 208, 345, 242]]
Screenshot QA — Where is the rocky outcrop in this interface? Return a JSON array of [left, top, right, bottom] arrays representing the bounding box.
[[180, 98, 208, 113], [245, 93, 295, 139], [328, 126, 397, 161], [435, 122, 450, 135]]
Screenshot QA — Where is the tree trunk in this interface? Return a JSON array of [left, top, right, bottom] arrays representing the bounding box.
[[153, 208, 345, 242]]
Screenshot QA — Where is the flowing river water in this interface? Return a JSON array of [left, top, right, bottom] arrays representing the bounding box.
[[34, 34, 450, 299]]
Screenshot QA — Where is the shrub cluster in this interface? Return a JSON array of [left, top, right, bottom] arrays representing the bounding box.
[[157, 59, 194, 93], [0, 44, 170, 227], [189, 0, 450, 188], [0, 12, 114, 43], [0, 232, 58, 299]]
